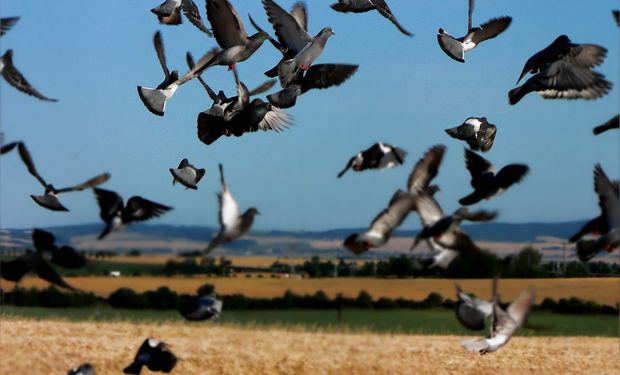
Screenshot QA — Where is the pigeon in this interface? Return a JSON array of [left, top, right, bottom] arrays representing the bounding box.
[[445, 117, 497, 152], [337, 142, 407, 178], [15, 142, 110, 211], [0, 16, 19, 37], [67, 363, 95, 375], [459, 148, 529, 206], [509, 35, 611, 105], [151, 0, 213, 36], [461, 287, 535, 354], [178, 294, 223, 321], [169, 158, 205, 190], [343, 190, 417, 255], [330, 0, 412, 36], [437, 0, 511, 63], [343, 144, 445, 255], [455, 280, 496, 331], [0, 229, 85, 290], [575, 164, 619, 262], [137, 31, 218, 116], [266, 63, 358, 109], [93, 188, 172, 239], [1, 50, 58, 102], [123, 338, 177, 374], [411, 191, 497, 251], [204, 164, 259, 255], [592, 114, 619, 135], [196, 70, 292, 145], [201, 0, 270, 72]]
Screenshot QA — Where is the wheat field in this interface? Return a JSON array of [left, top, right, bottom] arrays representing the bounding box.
[[0, 316, 618, 375]]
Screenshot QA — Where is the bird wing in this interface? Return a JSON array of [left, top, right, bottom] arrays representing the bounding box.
[[17, 142, 48, 187], [93, 188, 124, 222], [257, 105, 294, 132], [459, 208, 498, 222], [207, 0, 248, 49], [176, 47, 220, 84], [32, 228, 56, 252], [55, 172, 111, 193], [290, 1, 308, 31], [262, 0, 312, 54], [31, 255, 77, 290], [51, 246, 87, 269], [467, 0, 474, 31], [217, 164, 240, 231], [592, 114, 619, 135], [0, 256, 32, 282], [495, 164, 529, 189], [249, 79, 277, 96], [506, 287, 536, 330], [413, 190, 444, 226], [464, 148, 494, 183], [0, 17, 19, 37], [407, 144, 445, 192], [594, 164, 620, 228], [181, 0, 213, 36], [299, 64, 359, 93], [124, 197, 172, 223], [153, 31, 170, 79], [564, 44, 607, 69], [186, 51, 219, 100], [0, 141, 19, 155], [337, 156, 356, 178], [469, 16, 512, 44], [1, 51, 58, 102], [374, 0, 412, 36], [367, 190, 416, 238], [532, 60, 612, 100]]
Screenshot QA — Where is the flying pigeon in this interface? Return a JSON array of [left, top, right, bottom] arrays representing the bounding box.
[[137, 31, 218, 116], [169, 158, 205, 190], [200, 0, 269, 72], [459, 148, 529, 205], [330, 0, 412, 36], [0, 229, 85, 290], [455, 281, 496, 331], [509, 35, 611, 105], [592, 114, 619, 135], [574, 164, 619, 262], [67, 363, 95, 375], [461, 287, 535, 354], [93, 188, 172, 239], [266, 63, 358, 109], [204, 164, 259, 255], [0, 16, 19, 37], [343, 144, 445, 255], [411, 192, 497, 251], [196, 71, 292, 145], [445, 117, 497, 152], [437, 0, 511, 63], [178, 294, 223, 321], [1, 50, 58, 102], [15, 142, 110, 211], [343, 190, 416, 255], [337, 142, 407, 178], [123, 338, 177, 374], [151, 0, 213, 36]]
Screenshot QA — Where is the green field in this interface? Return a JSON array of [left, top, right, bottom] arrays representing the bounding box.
[[2, 306, 617, 337]]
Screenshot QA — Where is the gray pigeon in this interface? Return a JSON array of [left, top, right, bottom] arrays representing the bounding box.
[[170, 158, 205, 190], [337, 142, 407, 178], [459, 148, 529, 205], [461, 287, 535, 354], [575, 164, 620, 262], [204, 164, 259, 255], [445, 117, 497, 152], [137, 31, 218, 116], [201, 0, 269, 72], [455, 280, 496, 331], [67, 363, 95, 375], [0, 17, 19, 37], [15, 142, 110, 211], [123, 338, 177, 374], [437, 0, 511, 63], [1, 50, 58, 102], [509, 35, 611, 105], [330, 0, 412, 36], [592, 114, 619, 135], [151, 0, 213, 36]]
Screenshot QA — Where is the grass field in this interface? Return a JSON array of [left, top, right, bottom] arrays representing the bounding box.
[[2, 306, 618, 337], [3, 277, 619, 305], [1, 317, 618, 374]]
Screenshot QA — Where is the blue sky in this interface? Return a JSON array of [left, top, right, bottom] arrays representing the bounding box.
[[0, 0, 618, 232]]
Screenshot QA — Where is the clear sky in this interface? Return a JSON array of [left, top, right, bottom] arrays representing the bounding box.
[[0, 0, 618, 232]]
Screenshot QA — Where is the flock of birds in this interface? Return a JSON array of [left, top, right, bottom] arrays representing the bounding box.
[[1, 0, 619, 373]]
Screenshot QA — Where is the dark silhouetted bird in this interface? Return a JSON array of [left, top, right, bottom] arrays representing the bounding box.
[[170, 158, 205, 190], [178, 294, 223, 321], [204, 164, 259, 255], [459, 148, 528, 205], [15, 142, 110, 211], [123, 338, 177, 374], [337, 142, 407, 178], [1, 50, 58, 102], [592, 114, 619, 135], [330, 0, 412, 36], [93, 188, 172, 239], [509, 35, 611, 104], [437, 0, 511, 63], [445, 117, 497, 152], [67, 363, 95, 375]]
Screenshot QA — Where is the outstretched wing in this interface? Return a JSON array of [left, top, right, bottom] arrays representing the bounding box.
[[0, 17, 19, 37], [207, 0, 248, 49], [262, 0, 311, 53], [153, 31, 170, 79], [1, 50, 58, 101], [17, 142, 48, 187], [93, 188, 124, 222], [470, 17, 512, 44], [300, 64, 359, 93], [181, 0, 213, 36], [124, 196, 172, 223], [407, 144, 445, 192], [367, 190, 416, 238], [55, 172, 111, 193]]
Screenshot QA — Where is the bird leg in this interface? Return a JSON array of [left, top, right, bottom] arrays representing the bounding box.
[[299, 63, 311, 71]]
